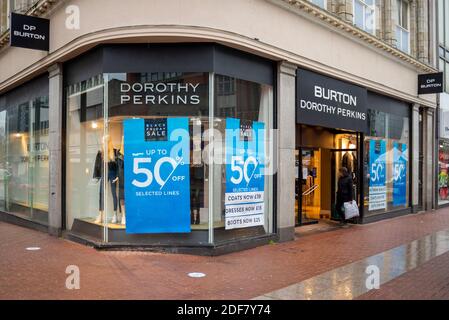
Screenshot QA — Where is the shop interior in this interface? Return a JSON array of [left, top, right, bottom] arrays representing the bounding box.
[[295, 125, 360, 226]]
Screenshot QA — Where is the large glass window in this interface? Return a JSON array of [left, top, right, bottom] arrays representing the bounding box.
[[213, 75, 274, 242], [438, 94, 449, 205], [66, 70, 274, 244], [438, 139, 449, 205], [66, 74, 105, 232], [353, 0, 375, 34], [364, 109, 410, 216], [66, 72, 210, 238], [0, 92, 49, 224]]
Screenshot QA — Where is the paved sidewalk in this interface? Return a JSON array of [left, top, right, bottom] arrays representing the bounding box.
[[1, 208, 449, 300], [357, 250, 449, 300]]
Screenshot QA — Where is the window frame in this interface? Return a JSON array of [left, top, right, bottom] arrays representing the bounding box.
[[310, 0, 327, 10], [395, 0, 410, 54], [353, 0, 376, 35]]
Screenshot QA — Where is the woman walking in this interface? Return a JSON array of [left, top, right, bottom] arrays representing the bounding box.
[[336, 167, 353, 226]]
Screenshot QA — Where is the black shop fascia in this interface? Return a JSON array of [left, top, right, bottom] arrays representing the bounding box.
[[296, 68, 368, 133]]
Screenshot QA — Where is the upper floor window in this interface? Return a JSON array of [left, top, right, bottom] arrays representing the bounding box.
[[396, 0, 410, 53], [0, 0, 8, 34], [353, 0, 375, 34], [310, 0, 327, 9], [12, 0, 39, 13]]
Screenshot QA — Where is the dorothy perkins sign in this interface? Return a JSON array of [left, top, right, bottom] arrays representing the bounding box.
[[297, 68, 368, 133], [10, 13, 50, 51], [120, 82, 202, 105]]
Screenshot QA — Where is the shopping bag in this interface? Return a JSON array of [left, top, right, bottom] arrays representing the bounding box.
[[343, 200, 359, 219]]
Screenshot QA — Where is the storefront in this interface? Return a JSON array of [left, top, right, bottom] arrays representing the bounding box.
[[62, 43, 276, 252], [438, 93, 449, 206], [0, 75, 49, 228], [295, 68, 411, 225]]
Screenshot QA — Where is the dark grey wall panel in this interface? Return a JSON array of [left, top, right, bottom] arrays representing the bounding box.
[[64, 47, 103, 85], [0, 73, 49, 109], [102, 44, 214, 73], [64, 43, 275, 86], [368, 91, 410, 117], [213, 45, 275, 85]]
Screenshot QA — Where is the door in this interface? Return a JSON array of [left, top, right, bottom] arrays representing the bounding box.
[[331, 149, 359, 220], [296, 148, 320, 225]]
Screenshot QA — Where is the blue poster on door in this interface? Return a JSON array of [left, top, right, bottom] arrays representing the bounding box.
[[224, 118, 265, 230], [393, 142, 408, 206], [123, 117, 190, 233], [368, 139, 386, 211]]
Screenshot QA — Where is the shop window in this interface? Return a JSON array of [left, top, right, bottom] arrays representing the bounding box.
[[0, 94, 49, 224], [213, 75, 274, 242], [66, 70, 274, 244], [363, 110, 410, 216], [438, 140, 449, 205], [66, 72, 211, 239], [395, 0, 410, 54], [353, 0, 375, 34]]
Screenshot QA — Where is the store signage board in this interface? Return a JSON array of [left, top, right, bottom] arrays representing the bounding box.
[[123, 117, 191, 233], [297, 68, 368, 133], [368, 139, 387, 211], [10, 13, 50, 51], [418, 72, 443, 95], [393, 142, 407, 207], [225, 118, 265, 230]]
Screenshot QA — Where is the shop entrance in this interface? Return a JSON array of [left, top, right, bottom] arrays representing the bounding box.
[[295, 125, 360, 226]]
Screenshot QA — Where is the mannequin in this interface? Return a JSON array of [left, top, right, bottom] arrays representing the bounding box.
[[116, 135, 126, 225], [93, 136, 120, 224]]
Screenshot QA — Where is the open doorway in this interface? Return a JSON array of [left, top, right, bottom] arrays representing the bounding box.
[[295, 125, 360, 226]]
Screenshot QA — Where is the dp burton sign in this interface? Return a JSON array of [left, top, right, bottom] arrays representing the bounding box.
[[418, 72, 444, 95], [10, 12, 50, 51]]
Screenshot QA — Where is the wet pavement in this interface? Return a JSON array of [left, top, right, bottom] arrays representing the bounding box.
[[1, 208, 449, 299], [255, 229, 449, 299]]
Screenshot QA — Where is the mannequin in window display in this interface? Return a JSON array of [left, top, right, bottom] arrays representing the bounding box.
[[117, 135, 126, 225], [93, 136, 121, 224]]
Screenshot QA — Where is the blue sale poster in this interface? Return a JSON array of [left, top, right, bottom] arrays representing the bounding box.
[[123, 117, 190, 233], [368, 139, 386, 211], [225, 118, 265, 230], [393, 142, 408, 206]]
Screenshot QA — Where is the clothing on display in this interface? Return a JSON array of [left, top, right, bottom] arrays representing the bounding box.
[[93, 148, 124, 213]]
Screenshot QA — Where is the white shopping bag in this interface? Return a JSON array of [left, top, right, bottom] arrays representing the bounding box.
[[343, 200, 359, 220]]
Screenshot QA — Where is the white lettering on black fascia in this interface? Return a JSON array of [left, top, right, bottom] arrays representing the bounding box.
[[13, 30, 45, 40], [300, 99, 366, 121], [421, 83, 442, 89], [314, 86, 357, 106], [120, 82, 201, 105], [121, 82, 199, 93]]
